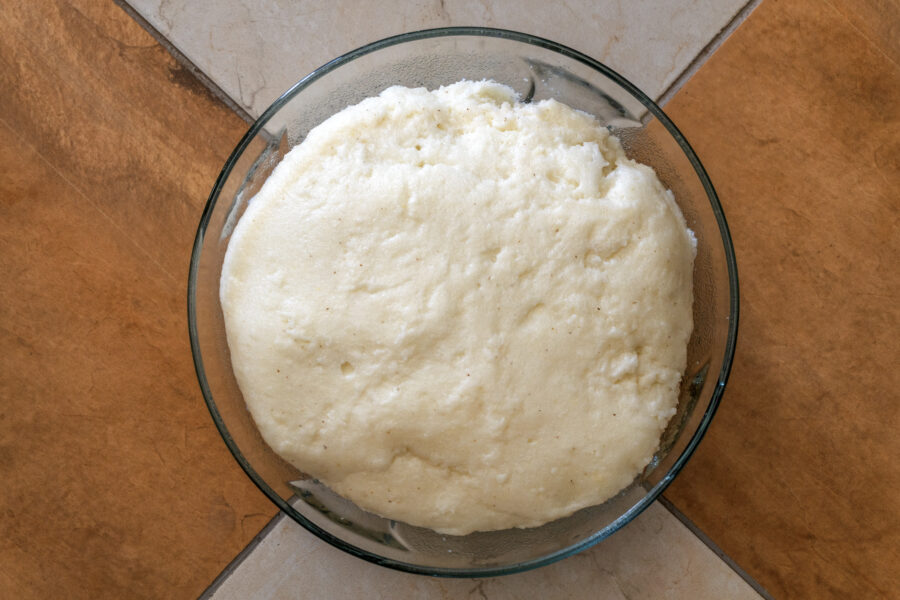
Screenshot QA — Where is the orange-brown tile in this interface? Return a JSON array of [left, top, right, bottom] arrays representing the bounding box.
[[825, 0, 900, 67], [0, 0, 244, 279], [662, 0, 900, 598], [0, 1, 274, 599], [3, 0, 899, 597]]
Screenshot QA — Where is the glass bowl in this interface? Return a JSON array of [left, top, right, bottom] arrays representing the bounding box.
[[188, 27, 738, 577]]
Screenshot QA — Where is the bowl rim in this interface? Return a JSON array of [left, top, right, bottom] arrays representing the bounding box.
[[188, 26, 739, 578]]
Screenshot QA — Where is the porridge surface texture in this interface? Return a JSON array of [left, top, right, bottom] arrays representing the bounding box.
[[220, 81, 696, 535]]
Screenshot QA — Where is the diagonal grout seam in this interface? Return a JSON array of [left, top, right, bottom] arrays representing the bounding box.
[[0, 115, 178, 284], [113, 0, 256, 125], [199, 498, 774, 597], [821, 0, 900, 72], [199, 511, 287, 599], [115, 1, 768, 593], [117, 0, 761, 120], [656, 0, 763, 107], [657, 496, 775, 600]]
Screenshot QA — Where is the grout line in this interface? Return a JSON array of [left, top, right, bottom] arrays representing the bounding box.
[[199, 511, 287, 600], [117, 0, 759, 120], [200, 498, 775, 597], [112, 0, 256, 125], [0, 115, 178, 284], [821, 0, 900, 72], [657, 496, 775, 600], [119, 2, 769, 594], [656, 0, 763, 107]]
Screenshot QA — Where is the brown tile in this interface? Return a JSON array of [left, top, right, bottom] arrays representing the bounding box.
[[825, 0, 900, 67], [3, 0, 898, 597], [0, 0, 247, 279], [0, 2, 274, 599], [661, 0, 900, 598]]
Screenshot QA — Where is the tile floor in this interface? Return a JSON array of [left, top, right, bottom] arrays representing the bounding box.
[[124, 0, 768, 596], [2, 0, 897, 597], [126, 0, 751, 117], [204, 501, 763, 600]]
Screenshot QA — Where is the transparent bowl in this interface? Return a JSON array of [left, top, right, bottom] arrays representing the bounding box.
[[188, 27, 738, 577]]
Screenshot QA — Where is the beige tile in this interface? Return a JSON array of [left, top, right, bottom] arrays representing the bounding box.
[[127, 0, 749, 117], [207, 502, 763, 599]]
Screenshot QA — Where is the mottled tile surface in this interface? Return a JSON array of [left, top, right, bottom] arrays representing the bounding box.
[[3, 0, 899, 597], [661, 0, 900, 597], [127, 0, 749, 117], [0, 2, 275, 598], [206, 502, 763, 600]]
